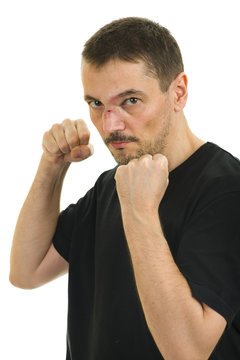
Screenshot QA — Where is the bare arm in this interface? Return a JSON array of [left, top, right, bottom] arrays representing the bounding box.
[[115, 154, 226, 360], [120, 211, 226, 359], [9, 118, 93, 289]]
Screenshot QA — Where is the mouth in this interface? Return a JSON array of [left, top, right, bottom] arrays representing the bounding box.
[[110, 141, 132, 149]]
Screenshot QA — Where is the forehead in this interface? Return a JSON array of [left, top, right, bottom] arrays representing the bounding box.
[[81, 59, 159, 99]]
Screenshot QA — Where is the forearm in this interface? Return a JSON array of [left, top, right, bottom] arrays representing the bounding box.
[[121, 209, 210, 360], [115, 154, 225, 359], [10, 154, 70, 287]]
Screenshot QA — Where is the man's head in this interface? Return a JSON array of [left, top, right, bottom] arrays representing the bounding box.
[[81, 18, 188, 165], [82, 17, 184, 93]]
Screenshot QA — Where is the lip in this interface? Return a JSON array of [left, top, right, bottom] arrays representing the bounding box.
[[110, 141, 132, 149]]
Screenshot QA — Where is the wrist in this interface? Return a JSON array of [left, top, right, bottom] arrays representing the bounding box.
[[121, 207, 166, 254], [121, 205, 161, 230], [35, 154, 71, 188]]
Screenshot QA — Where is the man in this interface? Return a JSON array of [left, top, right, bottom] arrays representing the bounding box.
[[10, 17, 240, 359]]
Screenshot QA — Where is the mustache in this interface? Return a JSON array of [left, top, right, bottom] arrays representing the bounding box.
[[104, 132, 139, 145]]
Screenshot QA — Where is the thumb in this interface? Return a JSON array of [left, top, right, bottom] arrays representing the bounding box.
[[64, 144, 94, 162]]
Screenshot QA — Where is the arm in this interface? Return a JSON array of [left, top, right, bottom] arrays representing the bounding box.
[[9, 118, 93, 289], [115, 154, 226, 360]]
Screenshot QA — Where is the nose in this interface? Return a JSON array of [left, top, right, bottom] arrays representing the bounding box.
[[103, 108, 126, 133]]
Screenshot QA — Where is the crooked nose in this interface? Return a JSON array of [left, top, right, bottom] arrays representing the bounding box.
[[103, 109, 126, 133]]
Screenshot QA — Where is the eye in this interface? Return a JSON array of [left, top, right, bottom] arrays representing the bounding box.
[[124, 97, 139, 106], [88, 100, 103, 109]]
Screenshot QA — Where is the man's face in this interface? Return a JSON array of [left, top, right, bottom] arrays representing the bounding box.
[[81, 59, 173, 165]]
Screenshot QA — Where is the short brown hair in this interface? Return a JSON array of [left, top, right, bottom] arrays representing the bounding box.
[[82, 17, 184, 92]]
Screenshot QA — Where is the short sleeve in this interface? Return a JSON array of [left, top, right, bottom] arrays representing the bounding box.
[[177, 191, 240, 326], [52, 186, 96, 262]]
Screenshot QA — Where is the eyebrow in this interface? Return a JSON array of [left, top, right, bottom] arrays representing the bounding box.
[[84, 89, 145, 102]]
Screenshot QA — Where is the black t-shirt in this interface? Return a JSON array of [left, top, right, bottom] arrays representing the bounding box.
[[53, 142, 240, 359]]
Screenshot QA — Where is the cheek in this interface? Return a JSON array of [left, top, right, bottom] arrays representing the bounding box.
[[132, 106, 169, 141], [132, 107, 161, 131]]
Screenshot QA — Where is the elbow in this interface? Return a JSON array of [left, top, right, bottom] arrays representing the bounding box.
[[161, 349, 211, 360], [9, 272, 38, 290], [155, 338, 212, 360]]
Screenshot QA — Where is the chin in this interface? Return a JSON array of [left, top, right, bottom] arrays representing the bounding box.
[[114, 155, 133, 165], [112, 149, 148, 165]]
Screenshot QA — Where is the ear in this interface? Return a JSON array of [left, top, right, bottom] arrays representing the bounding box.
[[172, 72, 188, 112]]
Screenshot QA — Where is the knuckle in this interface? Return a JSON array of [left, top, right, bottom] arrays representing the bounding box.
[[115, 165, 124, 176], [139, 155, 151, 166], [59, 141, 70, 153], [129, 159, 137, 168], [42, 130, 49, 142], [75, 118, 86, 126], [80, 132, 90, 145], [76, 119, 90, 133], [51, 123, 61, 131], [128, 159, 135, 167], [51, 123, 63, 137], [154, 153, 167, 163], [62, 118, 72, 126], [42, 142, 48, 153], [160, 155, 168, 167], [47, 144, 59, 154], [140, 154, 151, 161], [68, 134, 79, 147], [50, 141, 61, 153]]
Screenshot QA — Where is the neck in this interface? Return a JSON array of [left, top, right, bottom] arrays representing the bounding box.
[[164, 113, 206, 172]]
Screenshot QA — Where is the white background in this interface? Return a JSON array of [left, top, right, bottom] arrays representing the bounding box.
[[1, 0, 240, 358]]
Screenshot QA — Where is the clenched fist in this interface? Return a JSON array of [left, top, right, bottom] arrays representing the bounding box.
[[42, 118, 94, 164], [115, 154, 169, 216]]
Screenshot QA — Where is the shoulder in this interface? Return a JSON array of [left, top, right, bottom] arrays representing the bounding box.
[[198, 143, 240, 195], [175, 143, 240, 220], [205, 142, 240, 176]]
